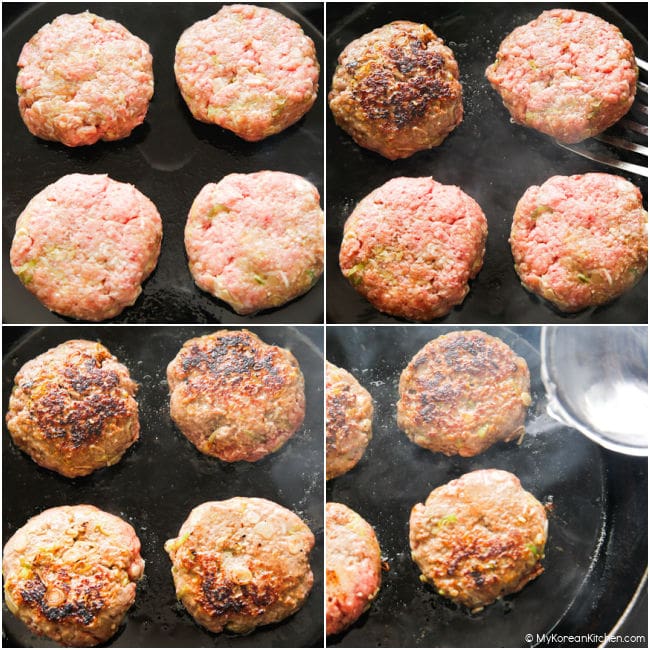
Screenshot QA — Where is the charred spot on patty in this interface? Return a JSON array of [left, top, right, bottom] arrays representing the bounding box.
[[6, 341, 140, 477], [63, 350, 120, 394], [326, 363, 373, 480], [350, 36, 456, 128], [201, 574, 276, 617], [180, 332, 286, 393], [389, 34, 440, 74], [331, 22, 463, 159], [326, 386, 356, 446], [168, 331, 305, 462], [31, 385, 130, 448], [410, 470, 547, 610], [469, 570, 485, 586], [165, 499, 314, 633], [19, 573, 105, 626], [438, 334, 504, 375]]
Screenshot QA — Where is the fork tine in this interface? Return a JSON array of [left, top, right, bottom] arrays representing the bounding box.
[[594, 134, 649, 155], [619, 117, 648, 136], [555, 141, 649, 177], [636, 57, 648, 72], [638, 80, 648, 94]]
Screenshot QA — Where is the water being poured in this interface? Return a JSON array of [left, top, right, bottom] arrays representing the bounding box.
[[583, 379, 648, 445], [541, 326, 648, 456]]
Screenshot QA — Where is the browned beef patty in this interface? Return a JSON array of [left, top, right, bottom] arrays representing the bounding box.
[[326, 361, 373, 480], [329, 21, 462, 159], [164, 497, 314, 634], [6, 340, 139, 478], [166, 330, 305, 462], [397, 330, 531, 456], [409, 469, 547, 611], [3, 505, 144, 647]]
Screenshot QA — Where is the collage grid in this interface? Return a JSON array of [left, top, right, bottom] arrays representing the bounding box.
[[2, 2, 648, 649]]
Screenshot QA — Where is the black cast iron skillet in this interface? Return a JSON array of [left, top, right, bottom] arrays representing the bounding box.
[[2, 3, 324, 324], [325, 325, 647, 648], [326, 3, 648, 324], [2, 326, 324, 647]]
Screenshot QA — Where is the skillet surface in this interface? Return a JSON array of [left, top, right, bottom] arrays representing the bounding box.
[[2, 2, 324, 324], [326, 3, 648, 324], [2, 325, 324, 647], [325, 325, 647, 647]]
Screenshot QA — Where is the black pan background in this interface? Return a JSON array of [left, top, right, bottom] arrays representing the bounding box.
[[2, 2, 324, 324], [326, 3, 648, 324], [2, 325, 324, 648], [325, 325, 647, 648]]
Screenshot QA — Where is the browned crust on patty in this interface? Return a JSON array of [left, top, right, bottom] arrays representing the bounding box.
[[166, 330, 305, 462], [326, 362, 373, 480], [409, 469, 547, 611], [329, 21, 462, 159], [6, 340, 139, 478], [3, 505, 144, 647], [397, 331, 531, 456], [164, 498, 314, 634]]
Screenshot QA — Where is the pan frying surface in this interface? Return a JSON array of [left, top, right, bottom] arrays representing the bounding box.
[[2, 326, 324, 647], [326, 3, 648, 324], [2, 3, 324, 324], [325, 326, 647, 647]]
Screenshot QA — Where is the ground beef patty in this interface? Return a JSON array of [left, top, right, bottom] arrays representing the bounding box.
[[410, 469, 547, 611], [326, 502, 381, 636], [329, 21, 463, 160], [165, 498, 314, 634], [167, 330, 305, 462], [397, 330, 531, 457], [17, 12, 153, 147], [486, 9, 637, 143], [174, 4, 319, 141], [3, 505, 144, 647], [326, 362, 373, 480], [339, 177, 487, 321], [6, 340, 139, 478], [185, 171, 324, 315], [510, 173, 648, 312], [10, 173, 162, 322]]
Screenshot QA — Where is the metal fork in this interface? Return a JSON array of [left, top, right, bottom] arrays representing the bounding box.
[[555, 57, 648, 177]]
